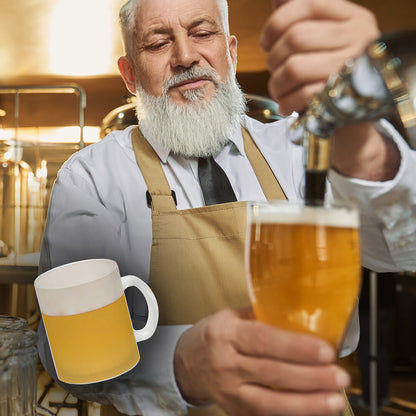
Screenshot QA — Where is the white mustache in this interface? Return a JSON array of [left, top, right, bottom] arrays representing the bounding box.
[[163, 67, 221, 93]]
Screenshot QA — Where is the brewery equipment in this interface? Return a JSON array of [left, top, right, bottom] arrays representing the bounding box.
[[289, 30, 416, 202], [0, 85, 86, 265], [0, 142, 45, 259]]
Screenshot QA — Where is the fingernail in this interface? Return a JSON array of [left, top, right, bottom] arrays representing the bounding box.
[[327, 394, 346, 413], [336, 370, 351, 388], [318, 344, 334, 362]]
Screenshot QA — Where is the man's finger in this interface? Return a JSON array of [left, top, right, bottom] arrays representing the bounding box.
[[238, 356, 351, 392], [232, 319, 336, 364], [261, 0, 353, 51], [272, 0, 291, 9], [239, 385, 348, 416]]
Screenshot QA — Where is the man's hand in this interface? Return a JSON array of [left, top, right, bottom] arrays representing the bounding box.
[[174, 309, 350, 416], [261, 0, 401, 182], [260, 0, 380, 116]]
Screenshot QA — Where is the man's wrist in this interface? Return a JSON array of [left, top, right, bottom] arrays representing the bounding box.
[[331, 122, 400, 181]]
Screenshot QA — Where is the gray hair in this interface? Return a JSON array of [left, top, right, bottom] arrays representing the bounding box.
[[119, 0, 230, 58]]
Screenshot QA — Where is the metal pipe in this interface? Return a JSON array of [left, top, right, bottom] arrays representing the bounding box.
[[0, 84, 87, 148], [288, 30, 416, 202]]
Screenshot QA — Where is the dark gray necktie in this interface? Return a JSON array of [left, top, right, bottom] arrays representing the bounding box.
[[198, 156, 237, 206]]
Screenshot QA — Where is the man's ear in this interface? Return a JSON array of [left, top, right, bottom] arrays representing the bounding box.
[[118, 56, 137, 94], [228, 35, 238, 71]]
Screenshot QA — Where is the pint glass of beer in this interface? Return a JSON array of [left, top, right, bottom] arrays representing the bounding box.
[[35, 258, 159, 384], [246, 200, 361, 349]]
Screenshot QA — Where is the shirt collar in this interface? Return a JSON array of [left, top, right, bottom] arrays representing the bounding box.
[[229, 119, 246, 157], [139, 126, 171, 163], [138, 117, 247, 164]]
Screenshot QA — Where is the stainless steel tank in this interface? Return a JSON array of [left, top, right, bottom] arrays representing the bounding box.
[[0, 141, 46, 261]]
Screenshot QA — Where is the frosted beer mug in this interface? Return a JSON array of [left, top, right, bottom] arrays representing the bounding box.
[[246, 201, 361, 349], [34, 258, 159, 384]]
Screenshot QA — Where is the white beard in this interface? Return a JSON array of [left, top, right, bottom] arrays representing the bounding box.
[[135, 67, 246, 158]]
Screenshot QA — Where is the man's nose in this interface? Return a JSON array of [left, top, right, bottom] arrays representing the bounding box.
[[170, 36, 200, 69]]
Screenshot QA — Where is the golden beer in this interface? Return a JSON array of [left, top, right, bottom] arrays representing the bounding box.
[[247, 202, 361, 349], [43, 295, 139, 384], [35, 258, 159, 384]]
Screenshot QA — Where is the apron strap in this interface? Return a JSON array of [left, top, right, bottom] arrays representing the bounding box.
[[131, 127, 177, 211], [241, 127, 287, 201], [131, 125, 287, 212]]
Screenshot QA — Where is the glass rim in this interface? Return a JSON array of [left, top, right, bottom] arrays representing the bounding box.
[[247, 199, 359, 228], [34, 258, 118, 290]]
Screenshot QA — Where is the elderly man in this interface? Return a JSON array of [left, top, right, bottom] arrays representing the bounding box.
[[38, 0, 416, 415]]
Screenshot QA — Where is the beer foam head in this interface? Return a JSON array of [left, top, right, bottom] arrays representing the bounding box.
[[250, 201, 359, 228], [35, 259, 124, 316]]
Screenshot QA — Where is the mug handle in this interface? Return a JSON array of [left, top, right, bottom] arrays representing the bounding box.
[[121, 275, 159, 342]]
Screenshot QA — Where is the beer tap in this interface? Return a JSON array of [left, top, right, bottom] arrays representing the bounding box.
[[288, 30, 416, 204]]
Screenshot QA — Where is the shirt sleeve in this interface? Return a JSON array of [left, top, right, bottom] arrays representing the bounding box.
[[39, 166, 128, 272], [328, 119, 416, 273], [38, 167, 191, 416]]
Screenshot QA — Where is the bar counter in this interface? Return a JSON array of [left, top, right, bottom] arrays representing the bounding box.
[[37, 366, 102, 416]]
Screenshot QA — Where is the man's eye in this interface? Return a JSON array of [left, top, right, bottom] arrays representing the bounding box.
[[194, 31, 214, 38], [147, 41, 169, 51]]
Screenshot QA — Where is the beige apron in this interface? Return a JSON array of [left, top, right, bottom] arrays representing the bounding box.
[[101, 127, 353, 416]]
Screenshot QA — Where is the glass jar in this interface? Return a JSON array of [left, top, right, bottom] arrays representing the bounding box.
[[0, 315, 29, 330], [0, 326, 37, 416]]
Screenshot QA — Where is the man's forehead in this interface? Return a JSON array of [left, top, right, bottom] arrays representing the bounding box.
[[135, 0, 222, 32]]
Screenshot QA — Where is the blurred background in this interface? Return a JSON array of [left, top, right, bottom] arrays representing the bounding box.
[[1, 0, 415, 132], [0, 1, 415, 415]]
